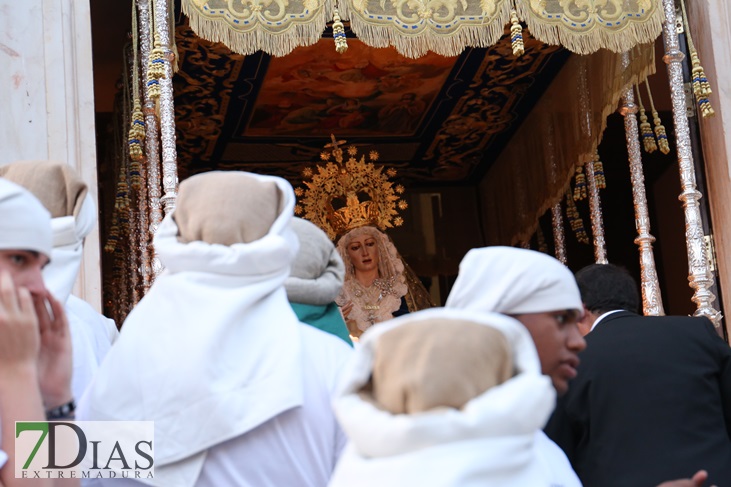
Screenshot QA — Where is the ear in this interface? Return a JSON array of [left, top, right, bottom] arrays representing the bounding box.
[[577, 304, 595, 336]]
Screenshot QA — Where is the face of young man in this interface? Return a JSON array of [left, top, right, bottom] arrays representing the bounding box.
[[512, 309, 586, 395], [0, 249, 49, 297]]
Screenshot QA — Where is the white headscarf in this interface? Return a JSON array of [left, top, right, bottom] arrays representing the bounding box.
[[329, 308, 556, 487], [81, 172, 303, 487], [0, 178, 52, 258], [445, 247, 583, 316]]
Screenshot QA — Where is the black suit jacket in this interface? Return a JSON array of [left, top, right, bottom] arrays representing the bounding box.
[[545, 311, 731, 487]]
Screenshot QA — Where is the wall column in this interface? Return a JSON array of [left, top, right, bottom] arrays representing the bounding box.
[[0, 0, 101, 311], [686, 0, 731, 335]]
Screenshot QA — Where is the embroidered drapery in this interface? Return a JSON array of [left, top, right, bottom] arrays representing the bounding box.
[[182, 0, 663, 58], [181, 0, 334, 57], [479, 42, 656, 246], [518, 0, 663, 55]]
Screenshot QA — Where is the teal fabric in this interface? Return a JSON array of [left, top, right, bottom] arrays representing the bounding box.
[[290, 301, 353, 346]]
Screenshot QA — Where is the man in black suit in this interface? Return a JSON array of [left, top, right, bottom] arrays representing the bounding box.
[[545, 263, 731, 487]]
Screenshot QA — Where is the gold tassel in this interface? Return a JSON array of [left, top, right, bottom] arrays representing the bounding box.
[[652, 110, 670, 154], [332, 6, 347, 54], [129, 160, 142, 191], [690, 51, 715, 118], [147, 33, 165, 100], [593, 151, 606, 189], [510, 7, 524, 57], [127, 1, 145, 174], [105, 172, 130, 253], [128, 100, 145, 165], [566, 191, 589, 244], [635, 84, 657, 153], [680, 0, 715, 118], [645, 80, 670, 155], [573, 165, 587, 201]]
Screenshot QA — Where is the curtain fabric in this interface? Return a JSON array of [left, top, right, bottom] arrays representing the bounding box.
[[479, 43, 656, 246]]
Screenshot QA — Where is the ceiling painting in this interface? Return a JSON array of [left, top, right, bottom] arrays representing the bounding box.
[[245, 39, 458, 137], [173, 21, 568, 186]]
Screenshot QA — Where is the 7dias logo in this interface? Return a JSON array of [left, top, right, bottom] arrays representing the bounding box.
[[15, 421, 154, 480]]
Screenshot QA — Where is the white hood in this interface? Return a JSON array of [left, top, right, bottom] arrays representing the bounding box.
[[329, 307, 557, 487]]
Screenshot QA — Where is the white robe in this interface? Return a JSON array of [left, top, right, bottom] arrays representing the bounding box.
[[68, 295, 118, 401], [535, 431, 583, 487], [85, 325, 352, 487], [80, 173, 351, 487]]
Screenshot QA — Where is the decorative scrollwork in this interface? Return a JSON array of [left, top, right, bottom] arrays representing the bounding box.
[[173, 21, 245, 181], [422, 32, 562, 180]]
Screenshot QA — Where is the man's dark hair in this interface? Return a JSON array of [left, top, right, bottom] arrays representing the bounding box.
[[575, 263, 641, 314]]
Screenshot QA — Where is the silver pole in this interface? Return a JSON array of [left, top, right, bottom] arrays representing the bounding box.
[[661, 0, 722, 326], [619, 52, 664, 316]]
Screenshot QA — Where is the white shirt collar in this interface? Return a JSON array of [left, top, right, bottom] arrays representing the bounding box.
[[589, 309, 624, 332]]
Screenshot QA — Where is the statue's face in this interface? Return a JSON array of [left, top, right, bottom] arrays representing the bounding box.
[[346, 234, 379, 274]]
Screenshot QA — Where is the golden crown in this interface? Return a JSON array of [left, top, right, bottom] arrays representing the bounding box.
[[295, 135, 408, 240]]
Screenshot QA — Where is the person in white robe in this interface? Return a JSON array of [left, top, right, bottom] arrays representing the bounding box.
[[0, 161, 118, 401], [0, 178, 76, 487], [79, 171, 352, 487], [285, 217, 352, 345], [445, 246, 586, 487], [444, 247, 722, 487], [328, 307, 558, 487]]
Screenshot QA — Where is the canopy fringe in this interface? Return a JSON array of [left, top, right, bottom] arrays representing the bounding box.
[[182, 0, 328, 57], [516, 1, 664, 55], [340, 0, 511, 58]]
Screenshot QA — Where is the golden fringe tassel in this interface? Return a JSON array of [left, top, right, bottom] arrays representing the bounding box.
[[105, 171, 131, 253], [128, 1, 146, 173], [510, 7, 524, 57], [515, 1, 663, 55], [566, 191, 589, 244], [339, 0, 512, 59], [690, 52, 714, 117], [147, 33, 165, 100], [645, 80, 670, 154], [635, 84, 657, 153], [573, 165, 587, 201], [332, 6, 347, 54], [128, 100, 145, 189], [182, 0, 328, 57], [680, 0, 714, 118]]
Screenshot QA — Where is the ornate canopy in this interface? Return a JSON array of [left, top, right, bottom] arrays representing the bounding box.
[[182, 0, 663, 58]]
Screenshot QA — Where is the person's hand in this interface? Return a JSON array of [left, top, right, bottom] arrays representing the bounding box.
[[656, 470, 716, 487], [341, 302, 354, 321], [0, 271, 40, 374], [34, 291, 73, 409]]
